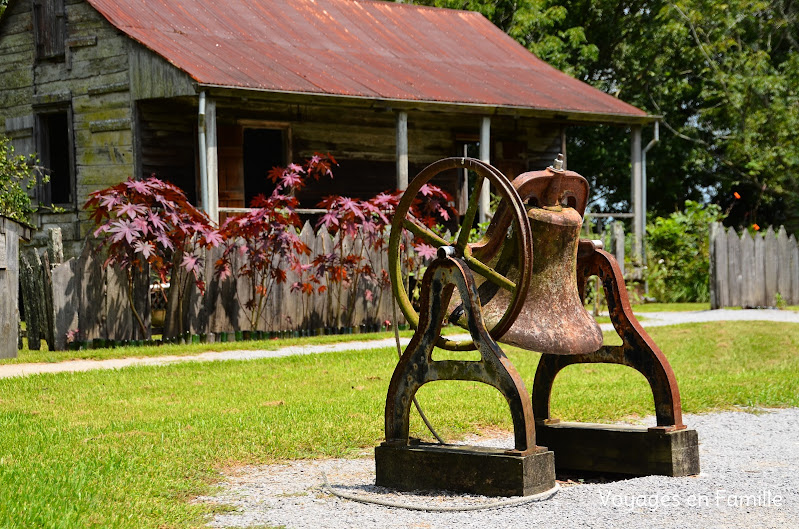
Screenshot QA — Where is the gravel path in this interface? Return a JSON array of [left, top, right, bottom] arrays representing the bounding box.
[[1, 309, 797, 380], [202, 407, 799, 529]]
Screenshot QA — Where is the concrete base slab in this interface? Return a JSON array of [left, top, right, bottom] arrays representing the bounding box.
[[374, 443, 556, 497], [535, 421, 700, 477]]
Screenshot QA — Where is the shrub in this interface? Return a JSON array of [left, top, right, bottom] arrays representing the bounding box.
[[646, 200, 724, 303], [215, 155, 335, 331], [0, 134, 44, 225]]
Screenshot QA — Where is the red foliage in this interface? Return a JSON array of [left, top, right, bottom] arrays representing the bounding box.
[[215, 154, 335, 330], [85, 175, 220, 337], [85, 175, 219, 291]]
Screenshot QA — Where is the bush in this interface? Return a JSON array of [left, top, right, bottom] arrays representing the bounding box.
[[0, 134, 43, 225], [646, 200, 724, 302]]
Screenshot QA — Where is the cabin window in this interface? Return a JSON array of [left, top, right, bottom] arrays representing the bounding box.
[[36, 111, 75, 207], [33, 0, 67, 60]]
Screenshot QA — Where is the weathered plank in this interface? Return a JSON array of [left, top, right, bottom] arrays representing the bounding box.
[[78, 241, 105, 341], [726, 228, 741, 307], [776, 226, 792, 304], [791, 235, 799, 305], [740, 230, 756, 308], [0, 218, 27, 358], [129, 46, 195, 100], [709, 223, 720, 309], [50, 256, 80, 350], [764, 227, 778, 306], [753, 230, 767, 307]]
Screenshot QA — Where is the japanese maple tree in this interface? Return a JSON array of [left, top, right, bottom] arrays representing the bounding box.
[[312, 185, 455, 329], [85, 176, 220, 338], [215, 154, 336, 332]]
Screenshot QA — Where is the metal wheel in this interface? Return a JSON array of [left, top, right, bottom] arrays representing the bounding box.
[[388, 157, 533, 351]]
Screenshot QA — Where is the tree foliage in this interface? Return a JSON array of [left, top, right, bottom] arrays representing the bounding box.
[[406, 0, 799, 234], [86, 176, 220, 337]]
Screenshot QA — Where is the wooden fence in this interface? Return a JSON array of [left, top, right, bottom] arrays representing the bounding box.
[[710, 223, 799, 309], [20, 223, 408, 350], [20, 219, 632, 351], [180, 221, 403, 336], [20, 228, 151, 351]]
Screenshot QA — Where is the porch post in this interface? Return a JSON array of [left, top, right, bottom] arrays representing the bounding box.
[[396, 111, 409, 190], [631, 124, 643, 265], [479, 116, 491, 223], [198, 92, 219, 224], [205, 98, 219, 224]]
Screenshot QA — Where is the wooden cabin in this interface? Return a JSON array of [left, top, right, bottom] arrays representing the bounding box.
[[0, 0, 654, 257]]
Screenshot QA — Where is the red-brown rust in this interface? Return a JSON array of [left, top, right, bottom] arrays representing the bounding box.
[[499, 166, 603, 354]]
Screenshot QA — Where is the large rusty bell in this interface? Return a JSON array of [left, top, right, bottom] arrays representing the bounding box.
[[486, 156, 603, 355]]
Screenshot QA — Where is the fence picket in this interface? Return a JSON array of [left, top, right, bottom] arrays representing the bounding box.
[[776, 227, 792, 304], [740, 230, 756, 308], [764, 227, 778, 306], [791, 235, 799, 305], [726, 228, 741, 307], [713, 224, 728, 309]]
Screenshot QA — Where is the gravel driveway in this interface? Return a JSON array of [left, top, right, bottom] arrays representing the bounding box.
[[204, 408, 799, 529]]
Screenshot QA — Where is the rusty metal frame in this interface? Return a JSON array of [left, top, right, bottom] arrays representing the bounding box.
[[384, 255, 537, 454], [532, 243, 685, 431]]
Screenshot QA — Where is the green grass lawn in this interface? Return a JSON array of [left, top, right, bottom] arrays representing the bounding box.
[[1, 321, 798, 528]]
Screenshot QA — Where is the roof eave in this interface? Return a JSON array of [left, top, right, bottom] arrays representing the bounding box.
[[196, 83, 658, 125]]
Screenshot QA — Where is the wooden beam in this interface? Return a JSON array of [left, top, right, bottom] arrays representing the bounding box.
[[205, 98, 219, 223], [630, 125, 643, 264]]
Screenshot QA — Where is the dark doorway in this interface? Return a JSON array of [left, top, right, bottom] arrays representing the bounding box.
[[243, 128, 283, 205], [37, 111, 74, 207]]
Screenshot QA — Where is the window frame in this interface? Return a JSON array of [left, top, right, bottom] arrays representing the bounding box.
[[32, 0, 67, 61]]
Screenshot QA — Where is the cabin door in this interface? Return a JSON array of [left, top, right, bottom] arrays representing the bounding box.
[[217, 124, 245, 212]]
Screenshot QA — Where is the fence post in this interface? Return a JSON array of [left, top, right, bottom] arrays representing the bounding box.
[[713, 224, 728, 308], [709, 223, 719, 309], [790, 235, 799, 305], [612, 221, 625, 276], [726, 228, 741, 307]]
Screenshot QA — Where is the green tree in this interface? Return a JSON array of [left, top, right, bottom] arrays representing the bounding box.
[[405, 0, 799, 234], [0, 135, 42, 225]]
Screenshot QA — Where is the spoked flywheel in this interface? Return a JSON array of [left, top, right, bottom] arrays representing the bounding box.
[[388, 157, 533, 351]]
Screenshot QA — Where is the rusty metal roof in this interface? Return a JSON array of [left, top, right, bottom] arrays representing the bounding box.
[[86, 0, 649, 121]]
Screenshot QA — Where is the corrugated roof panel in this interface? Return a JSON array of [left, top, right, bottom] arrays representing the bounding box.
[[86, 0, 648, 118]]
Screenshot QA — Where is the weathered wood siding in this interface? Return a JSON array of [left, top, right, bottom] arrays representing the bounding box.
[[0, 0, 138, 258], [0, 1, 36, 158], [137, 98, 198, 202]]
